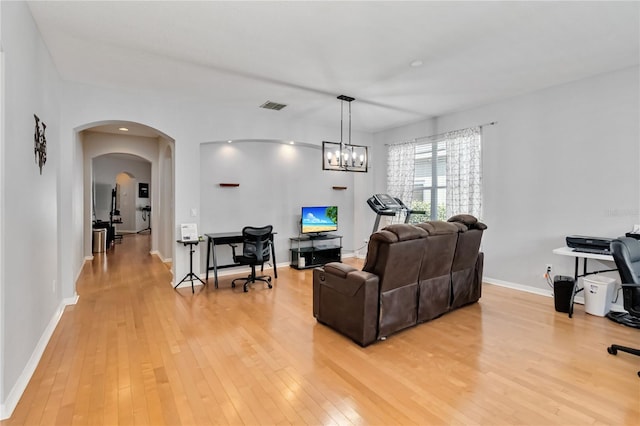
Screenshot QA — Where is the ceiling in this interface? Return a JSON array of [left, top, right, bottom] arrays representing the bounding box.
[[27, 1, 640, 134]]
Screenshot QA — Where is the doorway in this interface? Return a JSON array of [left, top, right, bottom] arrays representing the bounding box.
[[81, 121, 175, 274]]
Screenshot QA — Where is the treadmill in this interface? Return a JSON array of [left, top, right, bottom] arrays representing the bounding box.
[[367, 194, 425, 234]]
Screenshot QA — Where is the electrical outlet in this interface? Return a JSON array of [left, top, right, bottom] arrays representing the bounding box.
[[546, 264, 552, 272], [52, 279, 56, 293], [544, 264, 552, 279]]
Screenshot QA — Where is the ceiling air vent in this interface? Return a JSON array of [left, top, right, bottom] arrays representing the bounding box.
[[260, 101, 287, 111]]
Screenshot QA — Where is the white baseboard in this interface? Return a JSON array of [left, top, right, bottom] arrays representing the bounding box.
[[484, 276, 625, 312], [0, 296, 78, 420], [63, 294, 79, 306], [173, 280, 205, 290], [151, 251, 172, 264]]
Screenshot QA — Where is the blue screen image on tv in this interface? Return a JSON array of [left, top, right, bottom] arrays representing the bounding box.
[[301, 206, 338, 234]]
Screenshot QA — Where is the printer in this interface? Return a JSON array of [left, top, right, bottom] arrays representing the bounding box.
[[566, 235, 614, 254]]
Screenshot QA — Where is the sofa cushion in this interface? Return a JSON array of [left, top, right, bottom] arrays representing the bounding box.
[[448, 214, 477, 226], [416, 221, 459, 235], [383, 223, 428, 240], [363, 224, 428, 273], [448, 214, 488, 231]]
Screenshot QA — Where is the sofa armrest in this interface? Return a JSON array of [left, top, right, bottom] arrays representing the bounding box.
[[313, 265, 380, 346], [320, 262, 378, 296], [324, 262, 358, 278]]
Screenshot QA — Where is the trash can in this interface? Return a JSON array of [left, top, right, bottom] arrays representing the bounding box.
[[93, 229, 106, 253], [553, 275, 575, 313], [582, 275, 617, 316]]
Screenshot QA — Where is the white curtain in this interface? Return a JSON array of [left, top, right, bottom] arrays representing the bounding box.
[[445, 127, 482, 218], [387, 142, 416, 205]]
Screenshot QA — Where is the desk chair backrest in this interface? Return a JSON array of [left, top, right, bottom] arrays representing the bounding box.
[[242, 225, 273, 264], [610, 237, 640, 316]]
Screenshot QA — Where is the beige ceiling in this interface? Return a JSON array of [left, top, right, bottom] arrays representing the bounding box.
[[27, 1, 640, 134]]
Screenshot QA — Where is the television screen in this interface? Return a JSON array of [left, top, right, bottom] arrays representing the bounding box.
[[301, 206, 338, 234]]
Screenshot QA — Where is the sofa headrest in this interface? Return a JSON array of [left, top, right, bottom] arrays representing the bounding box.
[[370, 229, 399, 244], [377, 224, 428, 242], [415, 221, 459, 235], [447, 214, 487, 231], [448, 214, 477, 225]]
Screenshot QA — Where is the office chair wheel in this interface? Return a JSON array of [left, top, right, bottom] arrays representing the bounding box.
[[607, 346, 617, 355]]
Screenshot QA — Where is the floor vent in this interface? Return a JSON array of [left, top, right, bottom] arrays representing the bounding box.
[[260, 101, 287, 111]]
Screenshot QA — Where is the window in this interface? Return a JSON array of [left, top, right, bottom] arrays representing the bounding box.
[[412, 141, 447, 221], [387, 126, 482, 223]]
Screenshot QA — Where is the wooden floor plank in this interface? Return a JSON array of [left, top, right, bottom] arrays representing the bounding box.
[[2, 233, 639, 425]]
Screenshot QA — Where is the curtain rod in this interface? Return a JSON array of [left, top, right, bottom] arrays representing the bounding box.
[[385, 121, 497, 146]]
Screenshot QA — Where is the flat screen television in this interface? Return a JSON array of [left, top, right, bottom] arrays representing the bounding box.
[[301, 206, 338, 235]]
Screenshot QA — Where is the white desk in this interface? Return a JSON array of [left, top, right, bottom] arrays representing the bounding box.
[[552, 246, 615, 278], [552, 247, 617, 317]]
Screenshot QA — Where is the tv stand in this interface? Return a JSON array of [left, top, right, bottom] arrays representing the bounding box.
[[290, 234, 342, 269]]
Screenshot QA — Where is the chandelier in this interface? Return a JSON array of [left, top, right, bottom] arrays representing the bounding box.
[[322, 95, 368, 172]]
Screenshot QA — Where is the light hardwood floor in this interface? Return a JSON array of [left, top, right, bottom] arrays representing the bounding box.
[[3, 233, 639, 425]]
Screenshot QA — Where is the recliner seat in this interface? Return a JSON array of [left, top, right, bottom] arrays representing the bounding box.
[[313, 215, 486, 346]]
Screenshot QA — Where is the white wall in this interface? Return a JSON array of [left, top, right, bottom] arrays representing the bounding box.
[[0, 1, 62, 417], [199, 140, 354, 270], [378, 66, 640, 294], [158, 142, 174, 262], [59, 83, 373, 285]]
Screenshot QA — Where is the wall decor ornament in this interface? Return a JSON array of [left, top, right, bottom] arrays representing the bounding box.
[[33, 114, 47, 175]]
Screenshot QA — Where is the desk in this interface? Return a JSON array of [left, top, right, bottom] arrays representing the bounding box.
[[175, 240, 206, 293], [205, 232, 277, 288], [552, 247, 617, 317]]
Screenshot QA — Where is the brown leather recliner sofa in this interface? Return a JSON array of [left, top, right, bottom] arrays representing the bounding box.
[[312, 214, 486, 346]]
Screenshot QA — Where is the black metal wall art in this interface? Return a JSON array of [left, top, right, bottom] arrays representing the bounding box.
[[34, 114, 47, 174]]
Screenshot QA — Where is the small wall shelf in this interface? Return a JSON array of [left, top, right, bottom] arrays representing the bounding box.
[[219, 183, 239, 187], [332, 186, 348, 190]]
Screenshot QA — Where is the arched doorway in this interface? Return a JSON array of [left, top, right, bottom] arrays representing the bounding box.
[[79, 120, 175, 276]]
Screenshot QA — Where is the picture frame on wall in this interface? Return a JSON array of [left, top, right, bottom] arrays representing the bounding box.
[[138, 183, 149, 198]]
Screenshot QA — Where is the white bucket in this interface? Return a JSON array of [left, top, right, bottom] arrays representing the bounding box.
[[582, 275, 617, 317]]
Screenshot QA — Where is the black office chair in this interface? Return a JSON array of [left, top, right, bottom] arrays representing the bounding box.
[[607, 237, 640, 377], [231, 225, 274, 292]]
